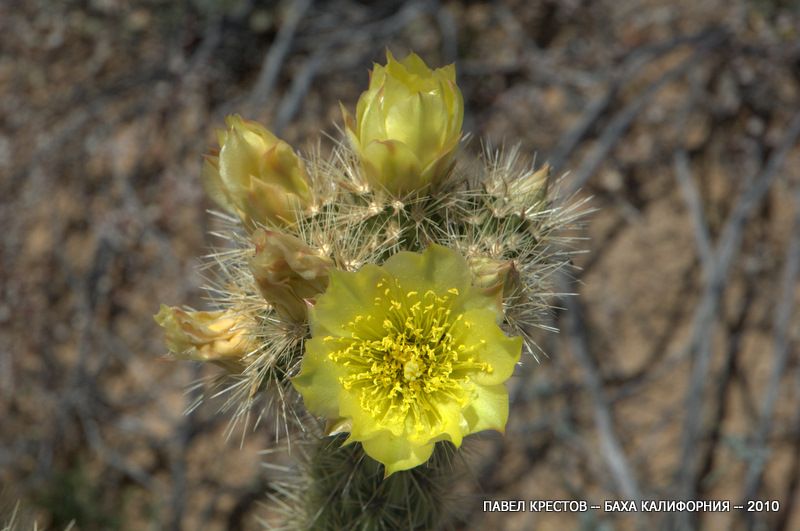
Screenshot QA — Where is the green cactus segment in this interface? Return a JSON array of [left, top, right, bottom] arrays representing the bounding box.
[[297, 436, 456, 531]]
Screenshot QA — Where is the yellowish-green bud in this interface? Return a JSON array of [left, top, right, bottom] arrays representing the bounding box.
[[154, 305, 255, 371], [249, 228, 333, 322], [468, 256, 521, 301], [486, 162, 550, 218], [342, 51, 464, 196], [202, 115, 312, 229]]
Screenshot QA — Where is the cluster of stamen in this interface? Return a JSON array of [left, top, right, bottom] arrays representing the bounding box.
[[325, 278, 492, 436]]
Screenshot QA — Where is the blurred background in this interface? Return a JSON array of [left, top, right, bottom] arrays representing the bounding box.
[[2, 0, 800, 529]]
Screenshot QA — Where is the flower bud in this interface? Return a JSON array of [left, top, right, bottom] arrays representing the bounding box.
[[154, 305, 255, 371], [468, 256, 521, 302], [342, 51, 464, 196], [249, 229, 333, 322], [486, 163, 550, 218], [202, 115, 312, 229]]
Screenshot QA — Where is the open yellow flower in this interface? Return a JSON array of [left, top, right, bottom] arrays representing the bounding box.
[[203, 115, 312, 229], [342, 51, 464, 196], [293, 245, 522, 475]]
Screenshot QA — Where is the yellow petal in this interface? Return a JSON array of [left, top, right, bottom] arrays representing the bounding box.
[[341, 103, 362, 152], [462, 383, 510, 434], [382, 243, 472, 296], [359, 91, 390, 147], [360, 432, 435, 477], [309, 266, 389, 337], [292, 338, 346, 419], [360, 139, 423, 195], [411, 399, 465, 447], [243, 177, 303, 227], [339, 390, 387, 438], [356, 78, 387, 140], [366, 62, 387, 93], [384, 92, 449, 163], [450, 308, 521, 385], [399, 51, 433, 78], [219, 124, 258, 192], [201, 155, 237, 215]]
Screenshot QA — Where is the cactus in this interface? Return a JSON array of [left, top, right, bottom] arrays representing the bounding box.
[[154, 51, 585, 529]]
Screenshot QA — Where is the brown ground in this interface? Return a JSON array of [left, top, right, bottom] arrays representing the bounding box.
[[2, 1, 800, 530]]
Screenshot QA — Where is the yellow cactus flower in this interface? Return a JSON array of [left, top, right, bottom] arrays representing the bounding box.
[[203, 115, 312, 229], [342, 51, 464, 196], [293, 245, 522, 476], [249, 228, 333, 322], [154, 305, 256, 371]]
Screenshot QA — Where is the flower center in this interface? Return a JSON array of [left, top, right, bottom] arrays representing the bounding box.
[[403, 359, 422, 381], [325, 278, 492, 435]]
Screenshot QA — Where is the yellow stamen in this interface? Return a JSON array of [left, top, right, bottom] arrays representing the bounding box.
[[328, 286, 492, 434]]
